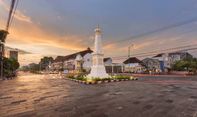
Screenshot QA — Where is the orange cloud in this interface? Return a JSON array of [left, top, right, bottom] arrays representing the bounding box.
[[134, 41, 153, 50], [0, 0, 32, 23], [7, 22, 87, 51]]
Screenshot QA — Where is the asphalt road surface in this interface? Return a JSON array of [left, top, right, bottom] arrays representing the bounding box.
[[0, 73, 197, 117]]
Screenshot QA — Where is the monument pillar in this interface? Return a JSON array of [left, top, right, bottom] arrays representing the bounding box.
[[88, 26, 109, 79]]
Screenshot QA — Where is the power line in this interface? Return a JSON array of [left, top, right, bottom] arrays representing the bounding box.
[[107, 16, 197, 45], [9, 0, 19, 30], [111, 45, 197, 60], [6, 0, 16, 31]]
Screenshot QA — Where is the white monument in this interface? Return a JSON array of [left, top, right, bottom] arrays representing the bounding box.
[[88, 26, 109, 79]]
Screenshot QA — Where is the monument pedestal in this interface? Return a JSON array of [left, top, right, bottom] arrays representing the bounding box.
[[88, 65, 109, 78]]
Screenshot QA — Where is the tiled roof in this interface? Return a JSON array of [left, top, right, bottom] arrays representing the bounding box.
[[123, 57, 142, 64], [104, 57, 111, 62], [153, 51, 192, 58], [53, 48, 93, 63], [53, 56, 65, 62], [153, 53, 164, 58]]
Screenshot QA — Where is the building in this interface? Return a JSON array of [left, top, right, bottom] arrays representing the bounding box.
[[50, 47, 114, 73], [103, 58, 121, 73], [50, 56, 65, 71], [104, 57, 112, 66], [50, 48, 93, 72], [153, 51, 193, 71], [142, 58, 163, 73], [9, 50, 18, 61], [123, 57, 145, 73]]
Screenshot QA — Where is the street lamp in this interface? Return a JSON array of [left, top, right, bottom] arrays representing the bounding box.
[[128, 44, 134, 58], [128, 44, 134, 73]]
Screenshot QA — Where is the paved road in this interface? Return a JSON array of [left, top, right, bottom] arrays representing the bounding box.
[[0, 74, 197, 117]]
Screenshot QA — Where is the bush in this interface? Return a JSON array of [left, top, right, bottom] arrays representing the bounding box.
[[3, 57, 20, 78], [66, 73, 75, 79], [113, 75, 130, 80], [66, 72, 88, 80], [172, 58, 197, 73], [93, 78, 102, 81], [76, 77, 86, 81], [102, 78, 111, 81]]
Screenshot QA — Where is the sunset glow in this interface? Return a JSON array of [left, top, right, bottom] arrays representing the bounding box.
[[1, 0, 197, 65]]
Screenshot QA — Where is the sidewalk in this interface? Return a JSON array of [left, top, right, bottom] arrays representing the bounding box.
[[132, 73, 197, 78]]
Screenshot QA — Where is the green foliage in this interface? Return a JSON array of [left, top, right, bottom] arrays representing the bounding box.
[[93, 78, 102, 81], [172, 58, 197, 73], [3, 57, 20, 77], [28, 63, 40, 72], [66, 73, 132, 82], [39, 56, 54, 70], [113, 75, 130, 79], [66, 72, 88, 79], [66, 73, 75, 79], [102, 78, 111, 81], [76, 77, 86, 81], [20, 63, 40, 73]]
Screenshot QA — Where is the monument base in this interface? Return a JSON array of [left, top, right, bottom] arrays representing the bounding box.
[[87, 65, 109, 79]]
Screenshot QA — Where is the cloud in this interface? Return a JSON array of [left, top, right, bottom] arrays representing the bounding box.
[[5, 46, 31, 54], [19, 53, 43, 66], [7, 25, 87, 51], [0, 0, 32, 23], [2, 16, 89, 54]]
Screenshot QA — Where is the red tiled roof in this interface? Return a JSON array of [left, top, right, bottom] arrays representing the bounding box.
[[104, 57, 111, 62], [153, 53, 164, 58], [53, 48, 93, 63], [53, 56, 65, 62], [123, 57, 141, 64]]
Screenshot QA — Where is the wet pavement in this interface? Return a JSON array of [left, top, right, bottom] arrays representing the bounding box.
[[0, 74, 197, 117]]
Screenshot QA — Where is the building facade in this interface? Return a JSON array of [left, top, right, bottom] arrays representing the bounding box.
[[123, 57, 145, 73], [50, 48, 113, 73], [9, 51, 18, 61], [153, 51, 193, 71], [50, 48, 93, 72], [142, 58, 162, 73]]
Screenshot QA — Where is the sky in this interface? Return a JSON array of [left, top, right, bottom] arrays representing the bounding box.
[[0, 0, 197, 65]]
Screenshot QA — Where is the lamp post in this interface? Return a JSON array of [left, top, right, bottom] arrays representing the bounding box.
[[128, 44, 134, 73], [128, 44, 134, 58]]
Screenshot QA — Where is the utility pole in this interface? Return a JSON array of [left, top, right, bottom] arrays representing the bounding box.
[[128, 44, 134, 73], [0, 30, 8, 80], [0, 0, 18, 79], [128, 44, 134, 58], [0, 42, 4, 79], [39, 62, 42, 73]]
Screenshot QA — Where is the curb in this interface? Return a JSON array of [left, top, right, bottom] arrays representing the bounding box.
[[63, 77, 138, 85]]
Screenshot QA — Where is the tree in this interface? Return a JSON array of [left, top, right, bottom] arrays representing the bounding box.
[[3, 57, 20, 77], [28, 63, 40, 73], [172, 58, 197, 73], [20, 63, 40, 73], [39, 57, 54, 70]]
